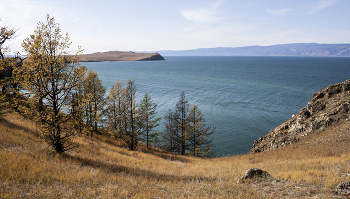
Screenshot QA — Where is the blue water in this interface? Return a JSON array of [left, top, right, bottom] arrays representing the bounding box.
[[84, 56, 350, 157]]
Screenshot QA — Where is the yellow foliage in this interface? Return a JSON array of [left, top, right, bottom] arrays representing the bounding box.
[[14, 14, 87, 154]]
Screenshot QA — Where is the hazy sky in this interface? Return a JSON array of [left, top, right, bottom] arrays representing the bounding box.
[[1, 0, 349, 54]]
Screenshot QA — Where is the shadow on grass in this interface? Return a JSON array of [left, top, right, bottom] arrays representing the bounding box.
[[87, 134, 193, 163], [144, 149, 192, 163], [63, 153, 213, 183], [0, 116, 38, 136]]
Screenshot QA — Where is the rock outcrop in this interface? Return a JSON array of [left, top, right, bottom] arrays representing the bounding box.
[[138, 53, 165, 61], [251, 79, 350, 153], [335, 181, 350, 195], [237, 168, 271, 183]]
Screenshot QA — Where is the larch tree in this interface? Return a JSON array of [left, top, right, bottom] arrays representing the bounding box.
[[137, 93, 161, 148], [119, 79, 140, 150], [19, 14, 86, 154], [175, 91, 189, 155], [187, 104, 215, 157], [0, 25, 23, 109], [106, 81, 124, 139], [0, 25, 17, 59], [83, 68, 106, 137], [69, 74, 88, 134], [162, 109, 180, 153]]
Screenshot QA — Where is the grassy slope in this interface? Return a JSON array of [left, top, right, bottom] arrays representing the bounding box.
[[80, 51, 161, 62], [0, 110, 349, 198]]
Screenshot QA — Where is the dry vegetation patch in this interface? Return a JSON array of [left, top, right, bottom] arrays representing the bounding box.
[[1, 110, 350, 198]]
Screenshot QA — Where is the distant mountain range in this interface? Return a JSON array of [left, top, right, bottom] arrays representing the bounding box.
[[156, 43, 350, 57]]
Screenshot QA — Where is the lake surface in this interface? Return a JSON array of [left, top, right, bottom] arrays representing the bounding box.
[[84, 56, 350, 157]]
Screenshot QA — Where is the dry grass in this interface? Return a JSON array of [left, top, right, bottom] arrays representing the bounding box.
[[1, 109, 349, 198]]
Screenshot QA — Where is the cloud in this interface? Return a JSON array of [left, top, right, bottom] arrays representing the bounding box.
[[266, 8, 291, 15], [181, 8, 217, 23], [317, 0, 337, 9], [307, 0, 338, 14], [181, 0, 226, 23]]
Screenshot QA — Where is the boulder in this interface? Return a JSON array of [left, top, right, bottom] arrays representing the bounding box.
[[237, 168, 271, 183], [335, 181, 350, 195]]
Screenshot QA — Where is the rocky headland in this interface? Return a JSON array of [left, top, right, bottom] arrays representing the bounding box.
[[80, 51, 165, 62], [251, 79, 350, 153]]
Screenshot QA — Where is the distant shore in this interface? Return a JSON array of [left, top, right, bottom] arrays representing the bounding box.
[[80, 51, 165, 62], [157, 43, 350, 57]]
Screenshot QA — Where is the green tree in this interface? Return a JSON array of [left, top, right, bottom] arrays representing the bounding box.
[[137, 93, 161, 148], [84, 68, 106, 137], [187, 104, 214, 157], [19, 14, 86, 154]]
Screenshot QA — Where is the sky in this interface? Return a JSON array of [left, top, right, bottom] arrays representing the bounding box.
[[1, 0, 350, 54]]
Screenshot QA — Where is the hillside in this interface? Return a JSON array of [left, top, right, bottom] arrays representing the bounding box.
[[251, 79, 350, 154], [158, 43, 350, 57], [1, 103, 350, 198], [80, 51, 165, 62]]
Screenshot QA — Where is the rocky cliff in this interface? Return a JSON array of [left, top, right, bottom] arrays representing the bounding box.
[[138, 53, 165, 61], [251, 79, 350, 153]]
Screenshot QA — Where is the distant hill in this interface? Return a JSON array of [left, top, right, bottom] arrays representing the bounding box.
[[158, 43, 350, 57], [80, 51, 165, 62]]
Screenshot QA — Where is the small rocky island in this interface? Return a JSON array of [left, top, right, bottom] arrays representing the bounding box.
[[251, 79, 350, 153], [80, 51, 165, 62]]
